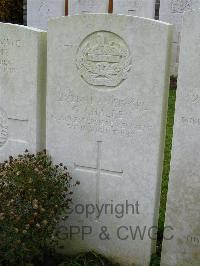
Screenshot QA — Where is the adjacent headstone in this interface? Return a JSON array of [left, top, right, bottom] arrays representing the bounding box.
[[47, 14, 172, 265], [23, 0, 27, 26], [27, 0, 156, 31], [161, 9, 200, 266], [0, 23, 46, 162], [27, 0, 65, 30], [159, 0, 200, 76], [113, 0, 156, 18], [68, 0, 109, 15]]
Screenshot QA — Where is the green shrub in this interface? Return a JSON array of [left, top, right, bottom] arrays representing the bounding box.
[[58, 252, 120, 266], [0, 150, 77, 265]]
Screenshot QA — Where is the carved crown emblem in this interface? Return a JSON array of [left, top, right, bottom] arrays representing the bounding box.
[[76, 31, 132, 87], [0, 107, 8, 148]]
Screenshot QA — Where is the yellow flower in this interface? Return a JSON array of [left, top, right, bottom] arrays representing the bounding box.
[[36, 223, 41, 229], [32, 199, 39, 209], [42, 220, 48, 226], [0, 213, 5, 220]]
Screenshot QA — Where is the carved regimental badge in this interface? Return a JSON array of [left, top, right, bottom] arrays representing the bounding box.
[[171, 0, 192, 13], [0, 107, 8, 148], [76, 31, 132, 87]]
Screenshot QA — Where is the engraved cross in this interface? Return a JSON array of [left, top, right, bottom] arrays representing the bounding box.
[[74, 141, 123, 207]]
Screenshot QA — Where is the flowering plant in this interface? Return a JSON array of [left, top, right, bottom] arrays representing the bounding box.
[[0, 150, 77, 265]]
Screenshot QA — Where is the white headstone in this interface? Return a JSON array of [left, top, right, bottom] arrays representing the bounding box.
[[159, 0, 200, 76], [0, 23, 46, 162], [27, 0, 65, 30], [68, 0, 109, 15], [113, 0, 156, 18], [161, 9, 200, 266], [47, 14, 172, 265]]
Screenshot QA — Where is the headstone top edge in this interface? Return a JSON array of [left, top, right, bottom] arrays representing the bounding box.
[[48, 13, 173, 28], [0, 22, 46, 33]]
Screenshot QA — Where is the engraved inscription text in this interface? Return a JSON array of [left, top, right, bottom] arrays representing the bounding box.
[[170, 0, 192, 13]]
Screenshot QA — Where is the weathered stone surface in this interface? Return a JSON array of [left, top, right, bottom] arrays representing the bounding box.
[[27, 0, 65, 30], [27, 0, 156, 31], [0, 23, 46, 162], [159, 0, 200, 76], [161, 9, 200, 266], [47, 14, 172, 265], [68, 0, 109, 15], [113, 0, 156, 18]]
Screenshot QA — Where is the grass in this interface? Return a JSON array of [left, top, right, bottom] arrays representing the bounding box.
[[158, 89, 176, 246], [150, 88, 177, 265]]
